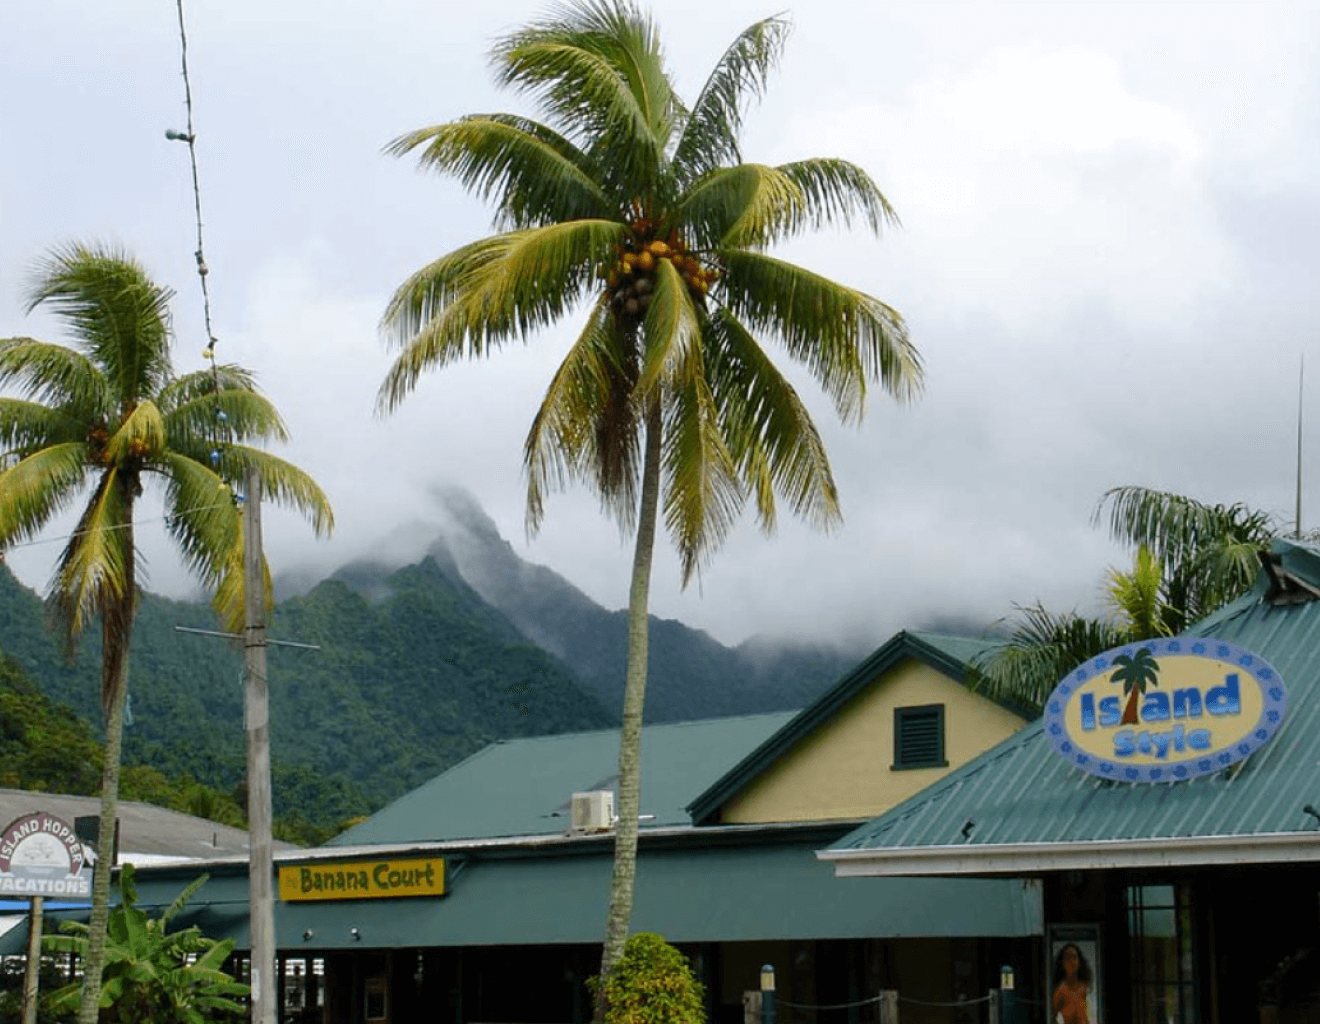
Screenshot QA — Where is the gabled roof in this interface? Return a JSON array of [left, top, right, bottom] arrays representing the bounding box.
[[328, 711, 797, 846], [686, 630, 1011, 825], [822, 540, 1320, 875]]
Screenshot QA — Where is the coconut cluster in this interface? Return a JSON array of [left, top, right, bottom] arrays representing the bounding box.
[[87, 423, 150, 464], [608, 223, 718, 322]]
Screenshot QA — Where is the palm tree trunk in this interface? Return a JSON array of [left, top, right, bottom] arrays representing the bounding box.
[[77, 513, 134, 1024], [1121, 686, 1141, 725], [594, 399, 662, 1022]]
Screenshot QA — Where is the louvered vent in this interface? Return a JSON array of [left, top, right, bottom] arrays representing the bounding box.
[[893, 705, 947, 769]]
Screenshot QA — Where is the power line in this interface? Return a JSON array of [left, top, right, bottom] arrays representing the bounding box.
[[0, 500, 237, 553]]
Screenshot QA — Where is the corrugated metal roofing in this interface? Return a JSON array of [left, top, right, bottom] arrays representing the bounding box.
[[826, 540, 1320, 860], [20, 834, 1039, 953], [328, 712, 798, 846]]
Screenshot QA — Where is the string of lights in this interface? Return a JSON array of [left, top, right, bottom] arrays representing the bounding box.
[[166, 0, 237, 483], [167, 0, 218, 364]]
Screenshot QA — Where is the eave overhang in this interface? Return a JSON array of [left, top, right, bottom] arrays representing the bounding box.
[[819, 829, 1320, 877]]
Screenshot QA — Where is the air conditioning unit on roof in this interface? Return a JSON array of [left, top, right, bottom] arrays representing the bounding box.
[[569, 790, 615, 833]]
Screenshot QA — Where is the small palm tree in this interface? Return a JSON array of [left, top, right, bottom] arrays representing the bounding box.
[[1110, 645, 1160, 725], [0, 242, 332, 1024], [378, 0, 921, 994], [973, 487, 1288, 716], [1095, 485, 1282, 632]]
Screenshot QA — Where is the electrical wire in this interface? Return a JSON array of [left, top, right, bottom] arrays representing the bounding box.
[[1, 501, 239, 552]]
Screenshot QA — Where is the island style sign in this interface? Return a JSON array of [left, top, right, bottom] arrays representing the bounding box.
[[1044, 637, 1287, 783]]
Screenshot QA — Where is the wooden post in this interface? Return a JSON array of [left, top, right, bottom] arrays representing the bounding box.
[[244, 466, 276, 1024], [988, 989, 1000, 1024], [21, 896, 43, 1024], [879, 989, 898, 1024]]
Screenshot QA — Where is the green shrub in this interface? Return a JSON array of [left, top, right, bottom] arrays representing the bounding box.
[[595, 933, 706, 1024]]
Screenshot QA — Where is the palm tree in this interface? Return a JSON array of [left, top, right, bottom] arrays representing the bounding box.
[[0, 243, 332, 1024], [376, 0, 922, 995], [1095, 485, 1282, 633], [971, 546, 1172, 714], [1110, 645, 1160, 725], [969, 603, 1131, 714], [974, 486, 1289, 715]]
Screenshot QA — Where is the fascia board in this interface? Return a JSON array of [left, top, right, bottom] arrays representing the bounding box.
[[818, 831, 1320, 876]]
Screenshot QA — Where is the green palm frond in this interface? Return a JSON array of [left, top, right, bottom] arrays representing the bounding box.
[[673, 16, 790, 182], [1096, 485, 1278, 627], [704, 309, 839, 532], [105, 399, 166, 463], [0, 397, 85, 453], [26, 243, 173, 401], [0, 442, 89, 547], [50, 469, 133, 643], [969, 605, 1129, 714], [776, 158, 898, 235], [379, 220, 626, 410], [636, 257, 703, 398], [524, 299, 637, 532], [388, 114, 612, 229], [719, 250, 921, 420], [163, 387, 291, 454], [212, 446, 334, 537], [1096, 486, 1276, 567], [492, 0, 674, 196], [155, 452, 241, 583], [155, 364, 262, 414], [678, 163, 803, 251], [1106, 545, 1172, 638], [662, 341, 740, 584], [0, 337, 111, 416]]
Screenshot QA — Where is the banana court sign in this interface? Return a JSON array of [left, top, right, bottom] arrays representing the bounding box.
[[0, 812, 90, 897], [1045, 637, 1288, 783]]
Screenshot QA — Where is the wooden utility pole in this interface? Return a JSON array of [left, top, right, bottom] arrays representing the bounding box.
[[243, 465, 277, 1024]]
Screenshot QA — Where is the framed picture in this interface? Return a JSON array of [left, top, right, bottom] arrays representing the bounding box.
[[1047, 923, 1103, 1024]]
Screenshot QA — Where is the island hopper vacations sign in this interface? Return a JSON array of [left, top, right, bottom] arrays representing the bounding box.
[[1045, 638, 1287, 782]]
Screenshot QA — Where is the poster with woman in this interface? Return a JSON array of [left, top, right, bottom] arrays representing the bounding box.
[[1047, 924, 1102, 1024]]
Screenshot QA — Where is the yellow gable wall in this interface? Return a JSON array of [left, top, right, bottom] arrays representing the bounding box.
[[720, 657, 1028, 824]]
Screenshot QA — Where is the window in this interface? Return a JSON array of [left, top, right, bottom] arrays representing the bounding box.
[[892, 704, 947, 769], [1126, 884, 1197, 1024]]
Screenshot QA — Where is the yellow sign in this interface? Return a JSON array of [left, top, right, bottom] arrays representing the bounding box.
[[1046, 638, 1287, 783], [278, 857, 445, 901]]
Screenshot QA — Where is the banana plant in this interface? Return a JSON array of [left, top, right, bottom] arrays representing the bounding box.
[[44, 863, 248, 1024]]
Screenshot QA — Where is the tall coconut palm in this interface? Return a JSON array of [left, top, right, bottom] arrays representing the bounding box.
[[377, 0, 922, 996], [0, 243, 333, 1024]]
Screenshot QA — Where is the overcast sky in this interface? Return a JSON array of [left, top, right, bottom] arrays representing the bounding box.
[[2, 1, 1318, 649]]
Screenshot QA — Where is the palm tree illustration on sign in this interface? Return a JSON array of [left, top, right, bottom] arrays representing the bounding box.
[[1111, 646, 1161, 725]]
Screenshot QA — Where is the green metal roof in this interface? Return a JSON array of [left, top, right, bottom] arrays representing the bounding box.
[[25, 827, 1039, 953], [687, 631, 1012, 824], [823, 540, 1320, 873], [329, 712, 797, 845]]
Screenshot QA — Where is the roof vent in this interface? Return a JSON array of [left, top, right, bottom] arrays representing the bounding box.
[[569, 791, 615, 834], [1259, 550, 1320, 605]]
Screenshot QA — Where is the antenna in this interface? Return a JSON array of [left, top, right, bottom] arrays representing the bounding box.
[[1296, 354, 1304, 538]]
